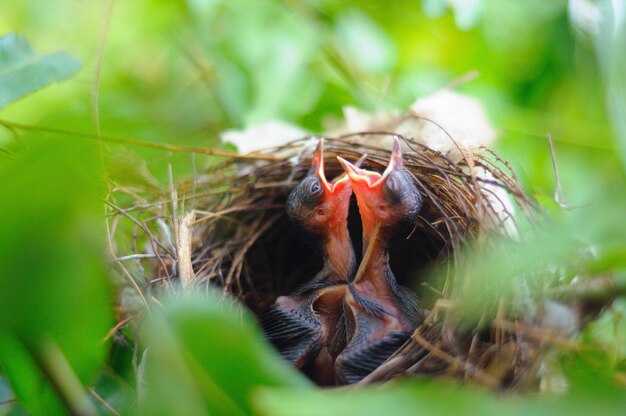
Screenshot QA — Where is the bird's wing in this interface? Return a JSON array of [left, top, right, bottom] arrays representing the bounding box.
[[335, 329, 409, 384], [260, 302, 323, 368]]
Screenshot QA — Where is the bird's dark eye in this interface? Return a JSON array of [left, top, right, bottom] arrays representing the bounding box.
[[310, 180, 322, 194], [296, 177, 324, 207]]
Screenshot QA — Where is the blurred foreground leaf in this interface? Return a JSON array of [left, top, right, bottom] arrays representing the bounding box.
[[255, 372, 626, 416], [451, 194, 626, 325], [0, 33, 80, 109], [139, 292, 310, 416], [0, 138, 112, 414]]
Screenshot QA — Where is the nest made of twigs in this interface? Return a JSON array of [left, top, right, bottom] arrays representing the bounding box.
[[112, 131, 584, 390]]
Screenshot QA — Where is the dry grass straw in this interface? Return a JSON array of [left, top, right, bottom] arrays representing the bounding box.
[[106, 132, 615, 391]]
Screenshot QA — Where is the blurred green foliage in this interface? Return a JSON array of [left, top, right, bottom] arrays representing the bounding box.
[[1, 0, 625, 415], [139, 293, 309, 416], [255, 364, 626, 416], [0, 137, 113, 414]]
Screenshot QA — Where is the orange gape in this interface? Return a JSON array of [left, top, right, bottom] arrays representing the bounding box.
[[261, 138, 423, 385]]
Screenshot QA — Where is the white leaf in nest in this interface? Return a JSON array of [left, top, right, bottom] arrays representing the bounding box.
[[339, 89, 496, 163], [402, 89, 496, 160], [342, 106, 402, 133], [220, 120, 309, 154]]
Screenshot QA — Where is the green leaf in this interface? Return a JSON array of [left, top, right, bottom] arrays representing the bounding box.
[[0, 33, 80, 109], [139, 292, 310, 416], [254, 377, 626, 416], [0, 138, 112, 414]]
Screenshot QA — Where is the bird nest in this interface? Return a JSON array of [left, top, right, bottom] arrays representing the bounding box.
[[110, 132, 606, 391]]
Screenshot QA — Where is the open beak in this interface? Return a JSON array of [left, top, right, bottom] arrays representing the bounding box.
[[337, 138, 404, 191], [336, 138, 406, 229], [336, 157, 381, 187]]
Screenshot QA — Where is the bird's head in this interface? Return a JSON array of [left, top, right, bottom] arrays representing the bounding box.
[[337, 138, 422, 238], [286, 139, 356, 236]]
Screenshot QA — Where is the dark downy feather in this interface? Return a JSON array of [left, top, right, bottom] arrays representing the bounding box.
[[336, 330, 410, 385], [260, 304, 322, 365], [384, 268, 422, 327]]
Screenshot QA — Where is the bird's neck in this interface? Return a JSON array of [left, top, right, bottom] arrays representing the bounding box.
[[321, 223, 355, 282], [353, 223, 394, 298]]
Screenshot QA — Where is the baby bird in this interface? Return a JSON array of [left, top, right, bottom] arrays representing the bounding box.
[[335, 138, 422, 384], [261, 139, 361, 384]]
